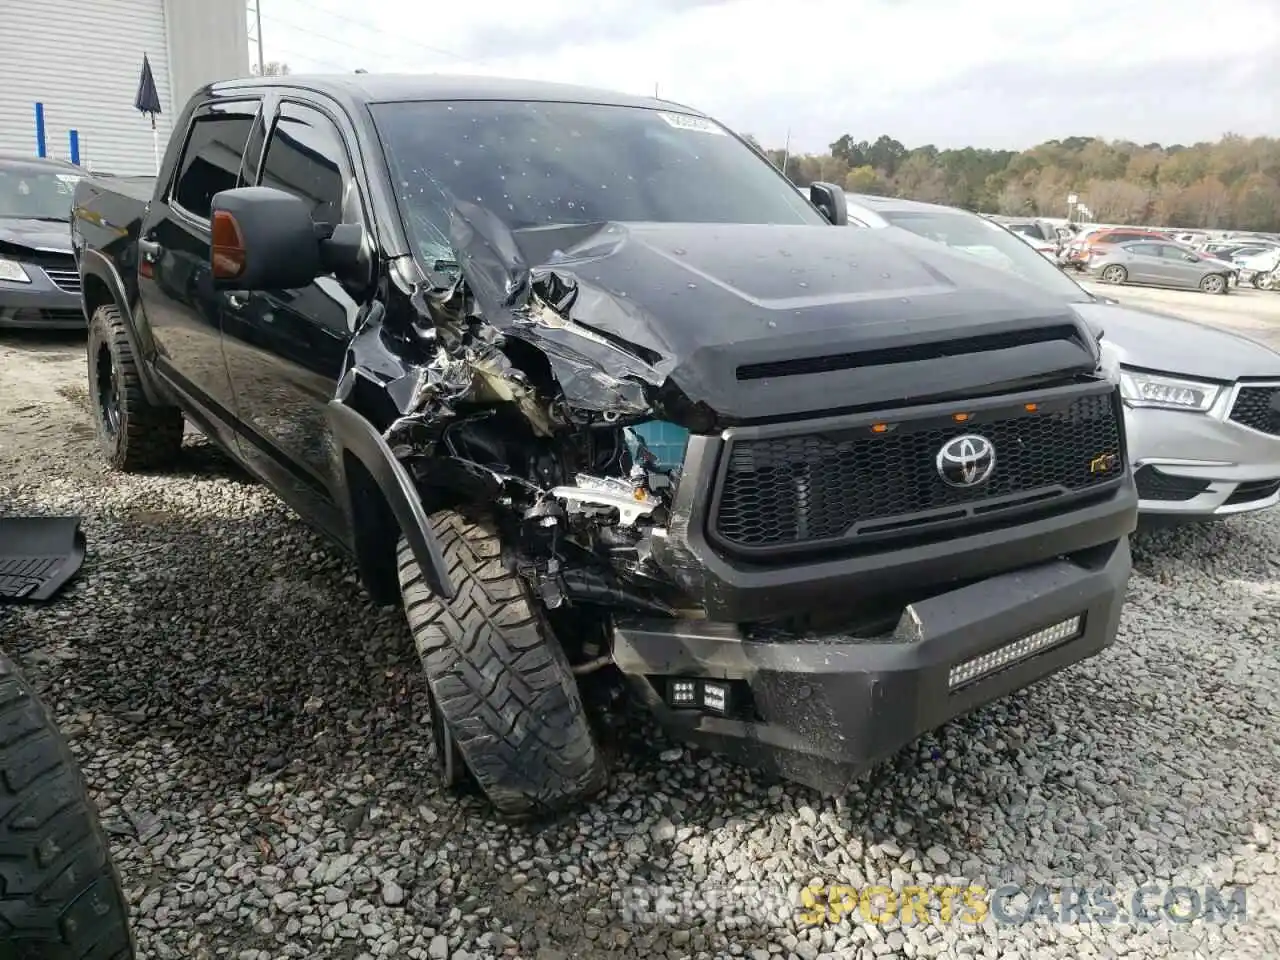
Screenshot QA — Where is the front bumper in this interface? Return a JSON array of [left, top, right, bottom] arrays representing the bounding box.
[[1126, 389, 1280, 516], [0, 270, 84, 330], [614, 537, 1130, 793]]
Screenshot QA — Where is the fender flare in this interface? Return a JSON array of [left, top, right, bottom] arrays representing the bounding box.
[[78, 249, 165, 406], [326, 400, 455, 601]]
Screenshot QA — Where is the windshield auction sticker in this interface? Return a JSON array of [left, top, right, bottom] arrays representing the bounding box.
[[657, 112, 728, 135]]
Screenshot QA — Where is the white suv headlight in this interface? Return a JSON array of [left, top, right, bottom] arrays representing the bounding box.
[[0, 257, 32, 283], [1119, 369, 1221, 411]]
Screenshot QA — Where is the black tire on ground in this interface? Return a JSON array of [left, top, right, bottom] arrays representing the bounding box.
[[1199, 273, 1228, 295], [396, 511, 608, 817], [1101, 265, 1127, 284], [0, 653, 135, 959], [86, 304, 184, 472]]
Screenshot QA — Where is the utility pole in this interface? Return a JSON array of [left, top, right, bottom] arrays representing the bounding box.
[[254, 0, 265, 76]]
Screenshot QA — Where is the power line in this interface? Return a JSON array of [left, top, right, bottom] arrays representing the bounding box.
[[278, 0, 470, 62], [259, 10, 473, 72]]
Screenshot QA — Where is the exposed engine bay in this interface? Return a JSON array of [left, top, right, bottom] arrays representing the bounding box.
[[337, 205, 704, 639]]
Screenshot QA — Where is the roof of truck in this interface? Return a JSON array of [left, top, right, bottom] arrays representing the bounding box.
[[213, 73, 699, 114]]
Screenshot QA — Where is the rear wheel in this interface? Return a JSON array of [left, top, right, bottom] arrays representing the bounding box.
[[396, 511, 608, 817], [1101, 265, 1127, 284], [87, 304, 184, 472], [0, 652, 135, 959], [1199, 273, 1227, 295]]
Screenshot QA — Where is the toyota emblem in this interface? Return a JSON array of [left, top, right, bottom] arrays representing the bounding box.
[[936, 434, 997, 487]]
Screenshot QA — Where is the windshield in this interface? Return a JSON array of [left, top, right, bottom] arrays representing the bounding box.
[[879, 209, 1091, 302], [0, 166, 80, 220], [371, 99, 824, 265]]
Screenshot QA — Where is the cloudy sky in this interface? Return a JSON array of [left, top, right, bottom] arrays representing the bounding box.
[[256, 0, 1280, 154]]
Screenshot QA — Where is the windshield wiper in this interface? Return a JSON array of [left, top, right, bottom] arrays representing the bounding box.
[[4, 215, 70, 223]]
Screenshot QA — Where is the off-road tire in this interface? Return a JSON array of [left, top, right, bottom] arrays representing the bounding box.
[[1101, 265, 1127, 284], [0, 652, 134, 959], [87, 304, 184, 472], [397, 511, 608, 817]]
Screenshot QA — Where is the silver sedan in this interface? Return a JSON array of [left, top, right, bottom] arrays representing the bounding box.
[[839, 192, 1280, 521], [1087, 239, 1236, 295], [1085, 306, 1280, 521]]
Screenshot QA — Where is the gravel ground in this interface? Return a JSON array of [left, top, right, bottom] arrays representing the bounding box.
[[2, 332, 1279, 960]]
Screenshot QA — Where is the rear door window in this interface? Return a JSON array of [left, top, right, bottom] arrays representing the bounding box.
[[171, 100, 261, 221]]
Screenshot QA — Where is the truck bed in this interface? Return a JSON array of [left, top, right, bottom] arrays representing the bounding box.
[[72, 176, 152, 265]]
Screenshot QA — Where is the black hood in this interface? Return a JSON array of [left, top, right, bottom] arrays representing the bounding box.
[[449, 207, 1101, 424], [0, 217, 73, 256]]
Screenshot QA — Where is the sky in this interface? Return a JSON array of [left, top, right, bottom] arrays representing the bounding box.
[[254, 0, 1280, 155]]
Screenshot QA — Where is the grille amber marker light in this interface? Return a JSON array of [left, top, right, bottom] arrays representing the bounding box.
[[952, 412, 972, 423], [871, 423, 889, 433], [1024, 402, 1038, 412]]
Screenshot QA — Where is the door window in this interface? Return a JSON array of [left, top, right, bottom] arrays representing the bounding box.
[[258, 102, 355, 225], [1125, 243, 1159, 257], [171, 101, 261, 220]]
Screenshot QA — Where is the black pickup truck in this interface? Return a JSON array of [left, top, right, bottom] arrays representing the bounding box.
[[71, 74, 1138, 817]]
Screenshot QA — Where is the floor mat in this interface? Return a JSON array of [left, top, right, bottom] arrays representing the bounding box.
[[0, 517, 86, 601]]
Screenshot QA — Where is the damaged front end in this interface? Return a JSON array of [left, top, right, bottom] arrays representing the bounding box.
[[337, 201, 699, 642]]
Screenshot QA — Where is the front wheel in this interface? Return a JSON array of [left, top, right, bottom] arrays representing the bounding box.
[[1199, 273, 1228, 295], [396, 511, 608, 817], [1101, 265, 1127, 284], [0, 653, 135, 958]]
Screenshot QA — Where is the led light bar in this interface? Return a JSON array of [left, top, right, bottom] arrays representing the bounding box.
[[669, 680, 696, 706], [948, 615, 1084, 690], [701, 682, 728, 714]]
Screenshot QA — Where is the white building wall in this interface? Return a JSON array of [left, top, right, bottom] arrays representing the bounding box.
[[0, 0, 249, 176]]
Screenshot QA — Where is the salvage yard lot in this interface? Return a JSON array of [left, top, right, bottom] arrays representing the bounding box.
[[2, 285, 1280, 960]]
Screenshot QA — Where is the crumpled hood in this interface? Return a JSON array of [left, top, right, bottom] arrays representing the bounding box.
[[0, 217, 73, 255], [449, 207, 1102, 423], [1074, 299, 1280, 381]]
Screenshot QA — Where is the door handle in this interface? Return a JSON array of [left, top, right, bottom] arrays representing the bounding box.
[[138, 238, 162, 264], [227, 293, 246, 310]]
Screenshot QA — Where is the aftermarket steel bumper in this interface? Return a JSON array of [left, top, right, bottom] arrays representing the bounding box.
[[613, 537, 1130, 793]]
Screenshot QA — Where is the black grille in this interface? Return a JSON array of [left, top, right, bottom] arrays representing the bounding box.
[[1224, 478, 1280, 506], [14, 250, 75, 272], [1134, 465, 1211, 502], [0, 308, 84, 326], [1229, 386, 1280, 437], [712, 390, 1124, 554], [40, 266, 81, 293]]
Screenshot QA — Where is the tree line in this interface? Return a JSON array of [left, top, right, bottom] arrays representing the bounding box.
[[742, 132, 1280, 232]]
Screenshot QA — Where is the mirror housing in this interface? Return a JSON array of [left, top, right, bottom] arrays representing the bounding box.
[[210, 186, 323, 290], [808, 182, 848, 226]]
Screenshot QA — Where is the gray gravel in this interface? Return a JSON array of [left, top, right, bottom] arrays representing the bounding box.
[[2, 335, 1279, 960]]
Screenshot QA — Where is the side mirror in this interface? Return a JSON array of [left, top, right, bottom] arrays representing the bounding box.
[[808, 182, 848, 226], [210, 186, 322, 290], [1183, 253, 1198, 262]]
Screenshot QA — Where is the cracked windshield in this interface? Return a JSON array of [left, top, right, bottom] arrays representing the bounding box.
[[1, 2, 1277, 960]]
